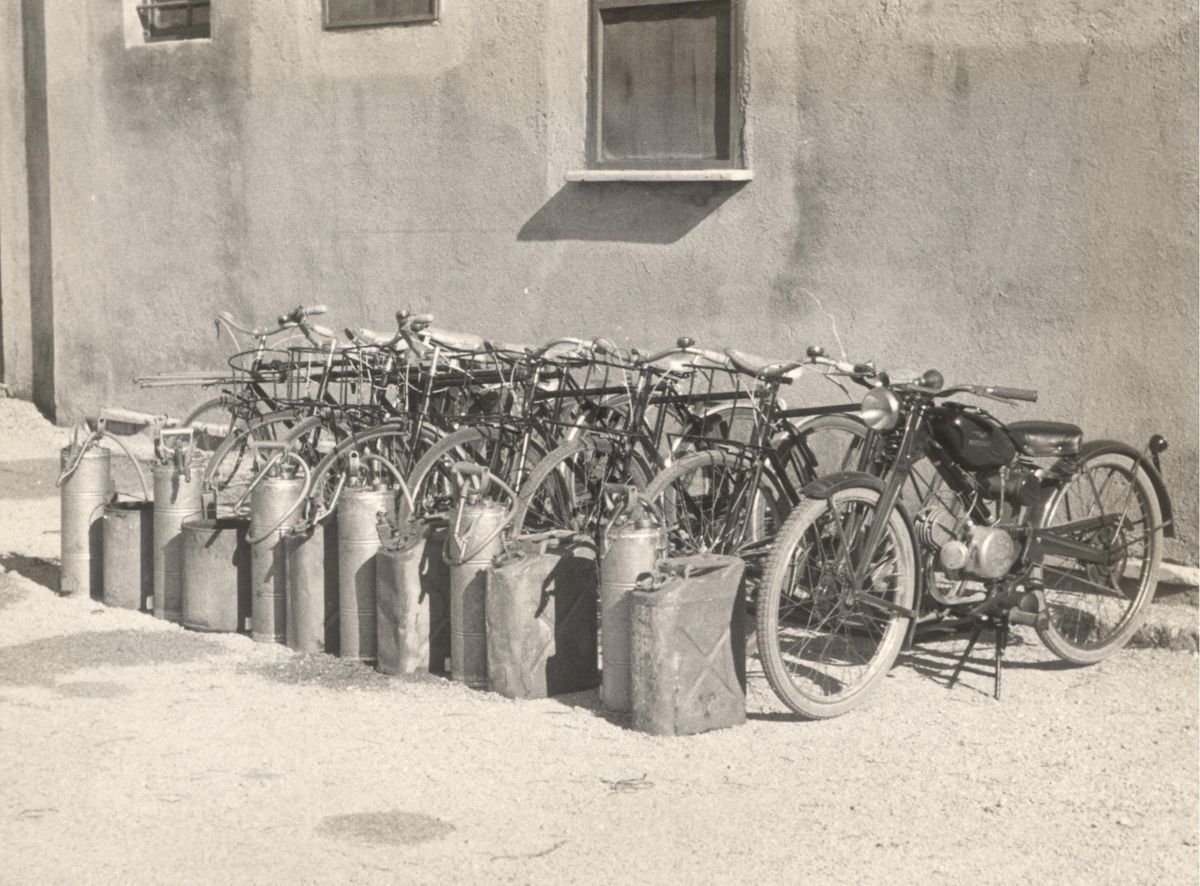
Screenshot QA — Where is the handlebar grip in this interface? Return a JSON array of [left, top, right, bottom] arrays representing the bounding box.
[[303, 304, 328, 317], [401, 312, 434, 328], [308, 323, 336, 339], [987, 386, 1039, 403], [676, 336, 695, 349]]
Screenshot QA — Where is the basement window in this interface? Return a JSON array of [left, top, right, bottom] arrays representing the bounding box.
[[324, 0, 439, 29], [586, 0, 745, 172], [136, 0, 210, 42]]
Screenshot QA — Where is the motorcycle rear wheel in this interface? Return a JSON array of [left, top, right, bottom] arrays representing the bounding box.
[[1035, 452, 1163, 664]]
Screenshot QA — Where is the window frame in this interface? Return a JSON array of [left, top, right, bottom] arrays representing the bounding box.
[[587, 0, 744, 171], [323, 0, 440, 31]]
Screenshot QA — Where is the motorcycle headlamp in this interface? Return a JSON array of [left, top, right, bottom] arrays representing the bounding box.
[[860, 388, 901, 431]]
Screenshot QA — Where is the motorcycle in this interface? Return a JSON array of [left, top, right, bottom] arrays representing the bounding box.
[[755, 348, 1174, 718]]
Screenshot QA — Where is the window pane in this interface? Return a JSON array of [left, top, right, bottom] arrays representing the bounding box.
[[599, 1, 731, 163], [325, 0, 438, 28]]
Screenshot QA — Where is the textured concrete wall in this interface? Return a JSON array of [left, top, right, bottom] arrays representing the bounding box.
[[5, 0, 1197, 553], [0, 0, 32, 398]]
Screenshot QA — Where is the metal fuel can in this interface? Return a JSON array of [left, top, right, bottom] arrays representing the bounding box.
[[598, 516, 665, 713], [485, 536, 599, 699], [59, 444, 113, 599], [249, 473, 305, 643], [631, 554, 747, 737], [182, 516, 250, 632], [446, 497, 507, 689], [285, 520, 339, 655], [101, 500, 153, 611], [337, 486, 393, 663], [376, 516, 449, 675], [153, 459, 205, 622]]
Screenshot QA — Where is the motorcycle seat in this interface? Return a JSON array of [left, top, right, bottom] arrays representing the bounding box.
[[1007, 421, 1082, 457]]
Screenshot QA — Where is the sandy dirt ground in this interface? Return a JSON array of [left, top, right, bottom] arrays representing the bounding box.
[[0, 398, 1196, 885]]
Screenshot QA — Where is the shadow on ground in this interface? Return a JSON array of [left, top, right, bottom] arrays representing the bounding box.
[[316, 810, 454, 847], [237, 652, 444, 693], [1, 553, 59, 593], [0, 628, 221, 688]]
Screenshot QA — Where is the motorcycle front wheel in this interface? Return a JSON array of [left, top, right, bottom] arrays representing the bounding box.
[[1035, 451, 1163, 664], [756, 485, 916, 719]]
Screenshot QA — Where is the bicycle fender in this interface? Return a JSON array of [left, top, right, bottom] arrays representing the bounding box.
[[1071, 439, 1175, 539]]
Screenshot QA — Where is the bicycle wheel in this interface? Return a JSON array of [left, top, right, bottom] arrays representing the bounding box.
[[1035, 451, 1163, 664], [510, 436, 652, 537], [306, 421, 428, 523], [402, 425, 546, 520], [641, 449, 789, 558], [757, 485, 916, 718], [203, 409, 308, 511], [786, 413, 871, 477], [181, 395, 246, 456]]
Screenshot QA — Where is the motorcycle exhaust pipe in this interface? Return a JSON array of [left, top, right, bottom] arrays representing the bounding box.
[[1007, 589, 1048, 630]]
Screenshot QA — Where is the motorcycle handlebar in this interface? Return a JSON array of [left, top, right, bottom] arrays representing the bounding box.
[[982, 385, 1039, 403]]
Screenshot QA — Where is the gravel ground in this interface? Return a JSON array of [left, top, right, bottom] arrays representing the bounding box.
[[0, 397, 1197, 885]]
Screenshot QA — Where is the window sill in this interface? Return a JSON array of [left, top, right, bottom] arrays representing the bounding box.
[[565, 169, 754, 183]]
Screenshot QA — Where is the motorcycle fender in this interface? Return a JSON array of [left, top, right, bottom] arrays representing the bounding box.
[[1069, 439, 1176, 539], [800, 471, 924, 608]]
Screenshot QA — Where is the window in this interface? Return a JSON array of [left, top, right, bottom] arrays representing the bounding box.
[[136, 0, 210, 42], [588, 0, 742, 170], [324, 0, 439, 30]]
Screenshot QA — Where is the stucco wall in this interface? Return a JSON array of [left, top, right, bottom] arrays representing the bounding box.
[[5, 0, 1197, 554]]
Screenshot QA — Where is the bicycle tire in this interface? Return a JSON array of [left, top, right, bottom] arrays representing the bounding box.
[[756, 484, 916, 718]]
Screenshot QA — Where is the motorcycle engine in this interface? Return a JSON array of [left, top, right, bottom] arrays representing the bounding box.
[[917, 502, 1020, 581], [938, 525, 1020, 579]]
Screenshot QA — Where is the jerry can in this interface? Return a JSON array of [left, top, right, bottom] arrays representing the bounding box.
[[285, 520, 339, 655], [446, 494, 507, 689], [102, 500, 153, 611], [485, 535, 599, 699], [153, 430, 206, 622], [376, 515, 451, 676], [181, 516, 250, 632], [59, 443, 113, 599], [598, 513, 665, 713], [336, 485, 392, 663], [631, 554, 747, 737]]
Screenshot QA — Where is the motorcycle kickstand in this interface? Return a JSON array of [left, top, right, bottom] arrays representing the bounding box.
[[993, 616, 1010, 702], [947, 619, 986, 691]]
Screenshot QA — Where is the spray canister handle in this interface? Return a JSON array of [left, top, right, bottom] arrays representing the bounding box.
[[157, 427, 196, 480]]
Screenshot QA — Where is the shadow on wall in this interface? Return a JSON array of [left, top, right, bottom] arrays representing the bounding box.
[[518, 181, 747, 244]]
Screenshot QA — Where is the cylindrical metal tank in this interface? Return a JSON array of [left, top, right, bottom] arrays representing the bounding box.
[[598, 517, 665, 713], [486, 537, 599, 699], [337, 486, 393, 663], [153, 460, 205, 622], [249, 473, 305, 644], [286, 520, 339, 655], [446, 498, 507, 689], [631, 555, 747, 736], [60, 444, 113, 599], [101, 500, 153, 611], [182, 516, 250, 632]]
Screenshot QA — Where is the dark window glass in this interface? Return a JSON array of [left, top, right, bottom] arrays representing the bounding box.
[[591, 1, 737, 167], [137, 0, 210, 42], [325, 0, 439, 29]]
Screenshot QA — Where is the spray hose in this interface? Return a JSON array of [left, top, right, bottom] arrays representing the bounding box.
[[56, 419, 152, 501], [241, 448, 314, 545], [445, 462, 519, 565]]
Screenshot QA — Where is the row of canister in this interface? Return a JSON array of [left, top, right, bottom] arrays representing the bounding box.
[[60, 444, 749, 737]]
